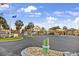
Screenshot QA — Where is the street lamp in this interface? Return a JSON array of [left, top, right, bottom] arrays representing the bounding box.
[[9, 15, 17, 37]]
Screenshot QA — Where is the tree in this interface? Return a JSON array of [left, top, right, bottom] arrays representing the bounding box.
[[40, 27, 47, 35], [0, 16, 4, 24], [27, 22, 34, 29], [0, 16, 4, 29], [62, 26, 68, 35], [24, 22, 34, 31], [2, 23, 9, 29], [24, 25, 28, 31], [0, 16, 9, 30], [15, 20, 24, 34], [48, 26, 61, 35], [26, 22, 34, 36], [63, 26, 67, 30], [49, 26, 60, 30], [69, 28, 76, 35]]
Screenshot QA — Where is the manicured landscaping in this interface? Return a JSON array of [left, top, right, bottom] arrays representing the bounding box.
[[0, 37, 23, 41], [21, 47, 64, 56]]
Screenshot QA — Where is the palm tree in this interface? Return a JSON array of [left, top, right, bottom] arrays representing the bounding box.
[[15, 20, 24, 34], [26, 22, 34, 36], [27, 22, 34, 29]]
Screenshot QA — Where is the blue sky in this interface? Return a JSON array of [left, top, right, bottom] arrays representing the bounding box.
[[0, 3, 79, 29]]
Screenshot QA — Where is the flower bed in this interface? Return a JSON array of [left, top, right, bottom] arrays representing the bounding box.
[[21, 47, 64, 56]]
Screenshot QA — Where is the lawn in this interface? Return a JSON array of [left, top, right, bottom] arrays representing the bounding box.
[[0, 37, 23, 41]]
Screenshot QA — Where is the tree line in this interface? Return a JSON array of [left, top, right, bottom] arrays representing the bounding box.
[[0, 16, 77, 35]]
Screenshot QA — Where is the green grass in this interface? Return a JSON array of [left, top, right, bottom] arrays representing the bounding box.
[[0, 37, 23, 41]]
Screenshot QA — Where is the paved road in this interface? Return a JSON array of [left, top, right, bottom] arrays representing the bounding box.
[[0, 35, 79, 56], [0, 36, 43, 56]]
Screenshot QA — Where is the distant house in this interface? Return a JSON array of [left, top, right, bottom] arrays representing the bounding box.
[[11, 29, 19, 37], [74, 30, 79, 36], [0, 26, 19, 38], [33, 26, 41, 32], [33, 26, 47, 35], [0, 29, 10, 38], [48, 29, 65, 35], [11, 33, 19, 37], [33, 26, 41, 35], [24, 26, 47, 36], [55, 29, 65, 35]]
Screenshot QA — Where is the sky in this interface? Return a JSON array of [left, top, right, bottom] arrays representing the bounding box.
[[0, 3, 79, 29]]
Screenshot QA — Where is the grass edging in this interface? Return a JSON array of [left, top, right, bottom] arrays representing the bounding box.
[[0, 37, 23, 42]]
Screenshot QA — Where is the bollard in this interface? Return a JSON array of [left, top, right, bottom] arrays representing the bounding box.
[[42, 38, 49, 56]]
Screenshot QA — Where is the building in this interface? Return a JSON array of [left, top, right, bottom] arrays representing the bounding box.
[[0, 26, 19, 38], [0, 27, 10, 38], [74, 30, 79, 36], [11, 29, 19, 37], [24, 26, 47, 35], [48, 29, 65, 35], [33, 26, 41, 35]]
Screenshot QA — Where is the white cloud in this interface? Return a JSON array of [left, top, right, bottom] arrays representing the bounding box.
[[0, 3, 9, 8], [67, 19, 71, 22], [66, 11, 79, 16], [17, 6, 41, 17], [24, 6, 37, 12], [64, 19, 72, 23], [74, 17, 79, 24], [17, 5, 37, 13], [29, 15, 35, 17], [17, 8, 24, 12], [53, 11, 79, 17], [29, 12, 42, 17], [54, 23, 59, 26], [53, 11, 64, 15], [34, 12, 41, 15], [34, 23, 43, 28], [62, 17, 79, 29], [39, 6, 43, 8], [47, 16, 57, 23]]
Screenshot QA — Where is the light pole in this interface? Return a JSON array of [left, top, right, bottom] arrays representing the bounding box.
[[9, 15, 17, 37], [9, 19, 11, 37]]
